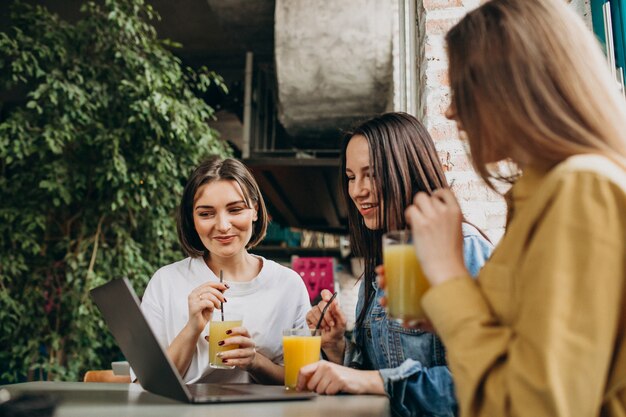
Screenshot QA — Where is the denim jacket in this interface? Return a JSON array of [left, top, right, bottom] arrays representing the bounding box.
[[346, 223, 493, 417]]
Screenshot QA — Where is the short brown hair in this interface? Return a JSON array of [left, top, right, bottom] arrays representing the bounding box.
[[177, 157, 268, 257]]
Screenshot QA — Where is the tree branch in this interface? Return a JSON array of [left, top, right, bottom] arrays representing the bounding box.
[[87, 215, 105, 276]]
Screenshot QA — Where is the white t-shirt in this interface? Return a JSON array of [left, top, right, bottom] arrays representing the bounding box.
[[138, 255, 310, 384]]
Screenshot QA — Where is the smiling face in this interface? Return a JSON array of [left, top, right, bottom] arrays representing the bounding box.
[[345, 134, 383, 230], [192, 179, 258, 259]]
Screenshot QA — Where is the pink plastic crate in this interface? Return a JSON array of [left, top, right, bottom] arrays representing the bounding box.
[[291, 257, 335, 303]]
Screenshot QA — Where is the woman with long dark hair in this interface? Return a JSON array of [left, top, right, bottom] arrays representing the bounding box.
[[299, 112, 492, 416]]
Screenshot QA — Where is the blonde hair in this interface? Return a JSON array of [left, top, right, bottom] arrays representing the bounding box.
[[447, 0, 626, 186]]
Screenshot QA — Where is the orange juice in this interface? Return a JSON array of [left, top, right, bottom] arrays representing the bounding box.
[[383, 238, 429, 323], [283, 331, 321, 390], [209, 319, 242, 369]]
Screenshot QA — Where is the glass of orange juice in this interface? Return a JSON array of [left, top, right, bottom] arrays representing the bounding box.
[[282, 328, 321, 390], [383, 230, 429, 325], [209, 312, 243, 369]]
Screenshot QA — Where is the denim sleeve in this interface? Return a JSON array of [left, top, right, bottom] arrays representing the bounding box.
[[462, 232, 493, 277], [379, 360, 457, 417]]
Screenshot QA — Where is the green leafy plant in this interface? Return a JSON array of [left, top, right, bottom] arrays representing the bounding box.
[[0, 0, 230, 382]]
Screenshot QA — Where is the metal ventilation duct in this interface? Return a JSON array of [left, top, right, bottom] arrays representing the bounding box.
[[274, 0, 394, 141]]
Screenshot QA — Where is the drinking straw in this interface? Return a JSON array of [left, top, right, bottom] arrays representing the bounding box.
[[220, 270, 224, 321], [314, 291, 338, 332]]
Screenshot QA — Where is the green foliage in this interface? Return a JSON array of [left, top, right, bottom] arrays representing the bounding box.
[[0, 0, 231, 382]]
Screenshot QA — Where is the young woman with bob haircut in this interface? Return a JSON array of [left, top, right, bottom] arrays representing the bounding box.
[[138, 157, 310, 385], [401, 1, 626, 416]]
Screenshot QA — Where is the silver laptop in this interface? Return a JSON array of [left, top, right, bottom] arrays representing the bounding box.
[[90, 278, 315, 403]]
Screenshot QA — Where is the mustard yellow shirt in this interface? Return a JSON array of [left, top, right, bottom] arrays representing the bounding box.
[[423, 154, 626, 417]]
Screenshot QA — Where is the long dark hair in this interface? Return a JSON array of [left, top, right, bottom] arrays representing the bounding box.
[[341, 112, 450, 328]]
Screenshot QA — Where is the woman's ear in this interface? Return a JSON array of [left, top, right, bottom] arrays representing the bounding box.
[[252, 203, 258, 222]]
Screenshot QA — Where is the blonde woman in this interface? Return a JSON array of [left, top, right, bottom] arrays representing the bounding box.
[[399, 1, 626, 416]]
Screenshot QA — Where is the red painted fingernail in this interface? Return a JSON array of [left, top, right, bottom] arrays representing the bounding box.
[[222, 359, 228, 364], [218, 341, 224, 346], [224, 283, 230, 289], [224, 298, 228, 303], [225, 330, 232, 335]]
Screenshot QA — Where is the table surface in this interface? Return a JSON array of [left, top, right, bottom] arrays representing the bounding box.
[[1, 381, 391, 417]]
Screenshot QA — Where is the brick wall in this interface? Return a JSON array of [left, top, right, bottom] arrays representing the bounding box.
[[419, 0, 507, 243]]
